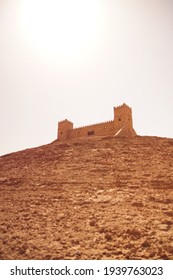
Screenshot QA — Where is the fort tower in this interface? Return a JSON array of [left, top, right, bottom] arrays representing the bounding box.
[[58, 119, 73, 140], [114, 103, 133, 128]]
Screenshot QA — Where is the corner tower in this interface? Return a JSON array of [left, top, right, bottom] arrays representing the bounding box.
[[58, 119, 73, 140], [113, 103, 136, 136]]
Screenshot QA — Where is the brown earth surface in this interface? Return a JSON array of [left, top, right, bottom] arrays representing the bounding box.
[[0, 135, 173, 260]]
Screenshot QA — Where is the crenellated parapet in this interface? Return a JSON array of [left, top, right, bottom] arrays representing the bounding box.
[[114, 103, 131, 109], [73, 120, 113, 130]]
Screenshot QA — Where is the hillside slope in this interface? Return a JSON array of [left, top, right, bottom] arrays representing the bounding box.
[[0, 135, 173, 259]]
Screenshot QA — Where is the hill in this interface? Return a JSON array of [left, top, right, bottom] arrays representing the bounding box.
[[0, 135, 173, 259]]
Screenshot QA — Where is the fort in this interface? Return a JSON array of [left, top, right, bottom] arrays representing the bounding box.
[[57, 103, 137, 140]]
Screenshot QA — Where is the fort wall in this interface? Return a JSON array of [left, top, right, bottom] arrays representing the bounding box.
[[68, 120, 114, 139]]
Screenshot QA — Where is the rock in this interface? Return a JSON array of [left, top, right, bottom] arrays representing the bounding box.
[[92, 195, 112, 203], [158, 224, 169, 231], [141, 240, 150, 247], [126, 229, 142, 239], [56, 213, 65, 221], [105, 233, 112, 241], [89, 219, 97, 227], [160, 253, 169, 260], [18, 245, 28, 255], [132, 202, 144, 207]]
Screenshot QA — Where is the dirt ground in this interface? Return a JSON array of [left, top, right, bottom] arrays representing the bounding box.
[[0, 135, 173, 259]]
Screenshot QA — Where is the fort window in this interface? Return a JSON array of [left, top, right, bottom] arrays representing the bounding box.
[[119, 118, 121, 121], [88, 131, 94, 136], [61, 132, 63, 135]]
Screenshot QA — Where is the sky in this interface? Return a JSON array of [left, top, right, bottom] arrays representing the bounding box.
[[0, 0, 173, 156]]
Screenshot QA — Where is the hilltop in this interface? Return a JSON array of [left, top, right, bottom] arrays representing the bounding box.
[[0, 135, 173, 259]]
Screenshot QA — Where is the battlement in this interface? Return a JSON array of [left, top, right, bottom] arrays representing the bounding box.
[[57, 103, 137, 140], [73, 120, 114, 130], [58, 119, 73, 125], [114, 103, 131, 109]]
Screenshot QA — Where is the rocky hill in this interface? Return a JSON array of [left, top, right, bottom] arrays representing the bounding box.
[[0, 135, 173, 260]]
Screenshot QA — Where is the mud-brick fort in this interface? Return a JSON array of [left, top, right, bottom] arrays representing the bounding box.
[[57, 103, 137, 140]]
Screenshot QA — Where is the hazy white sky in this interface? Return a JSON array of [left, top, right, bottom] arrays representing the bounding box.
[[0, 0, 173, 156]]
